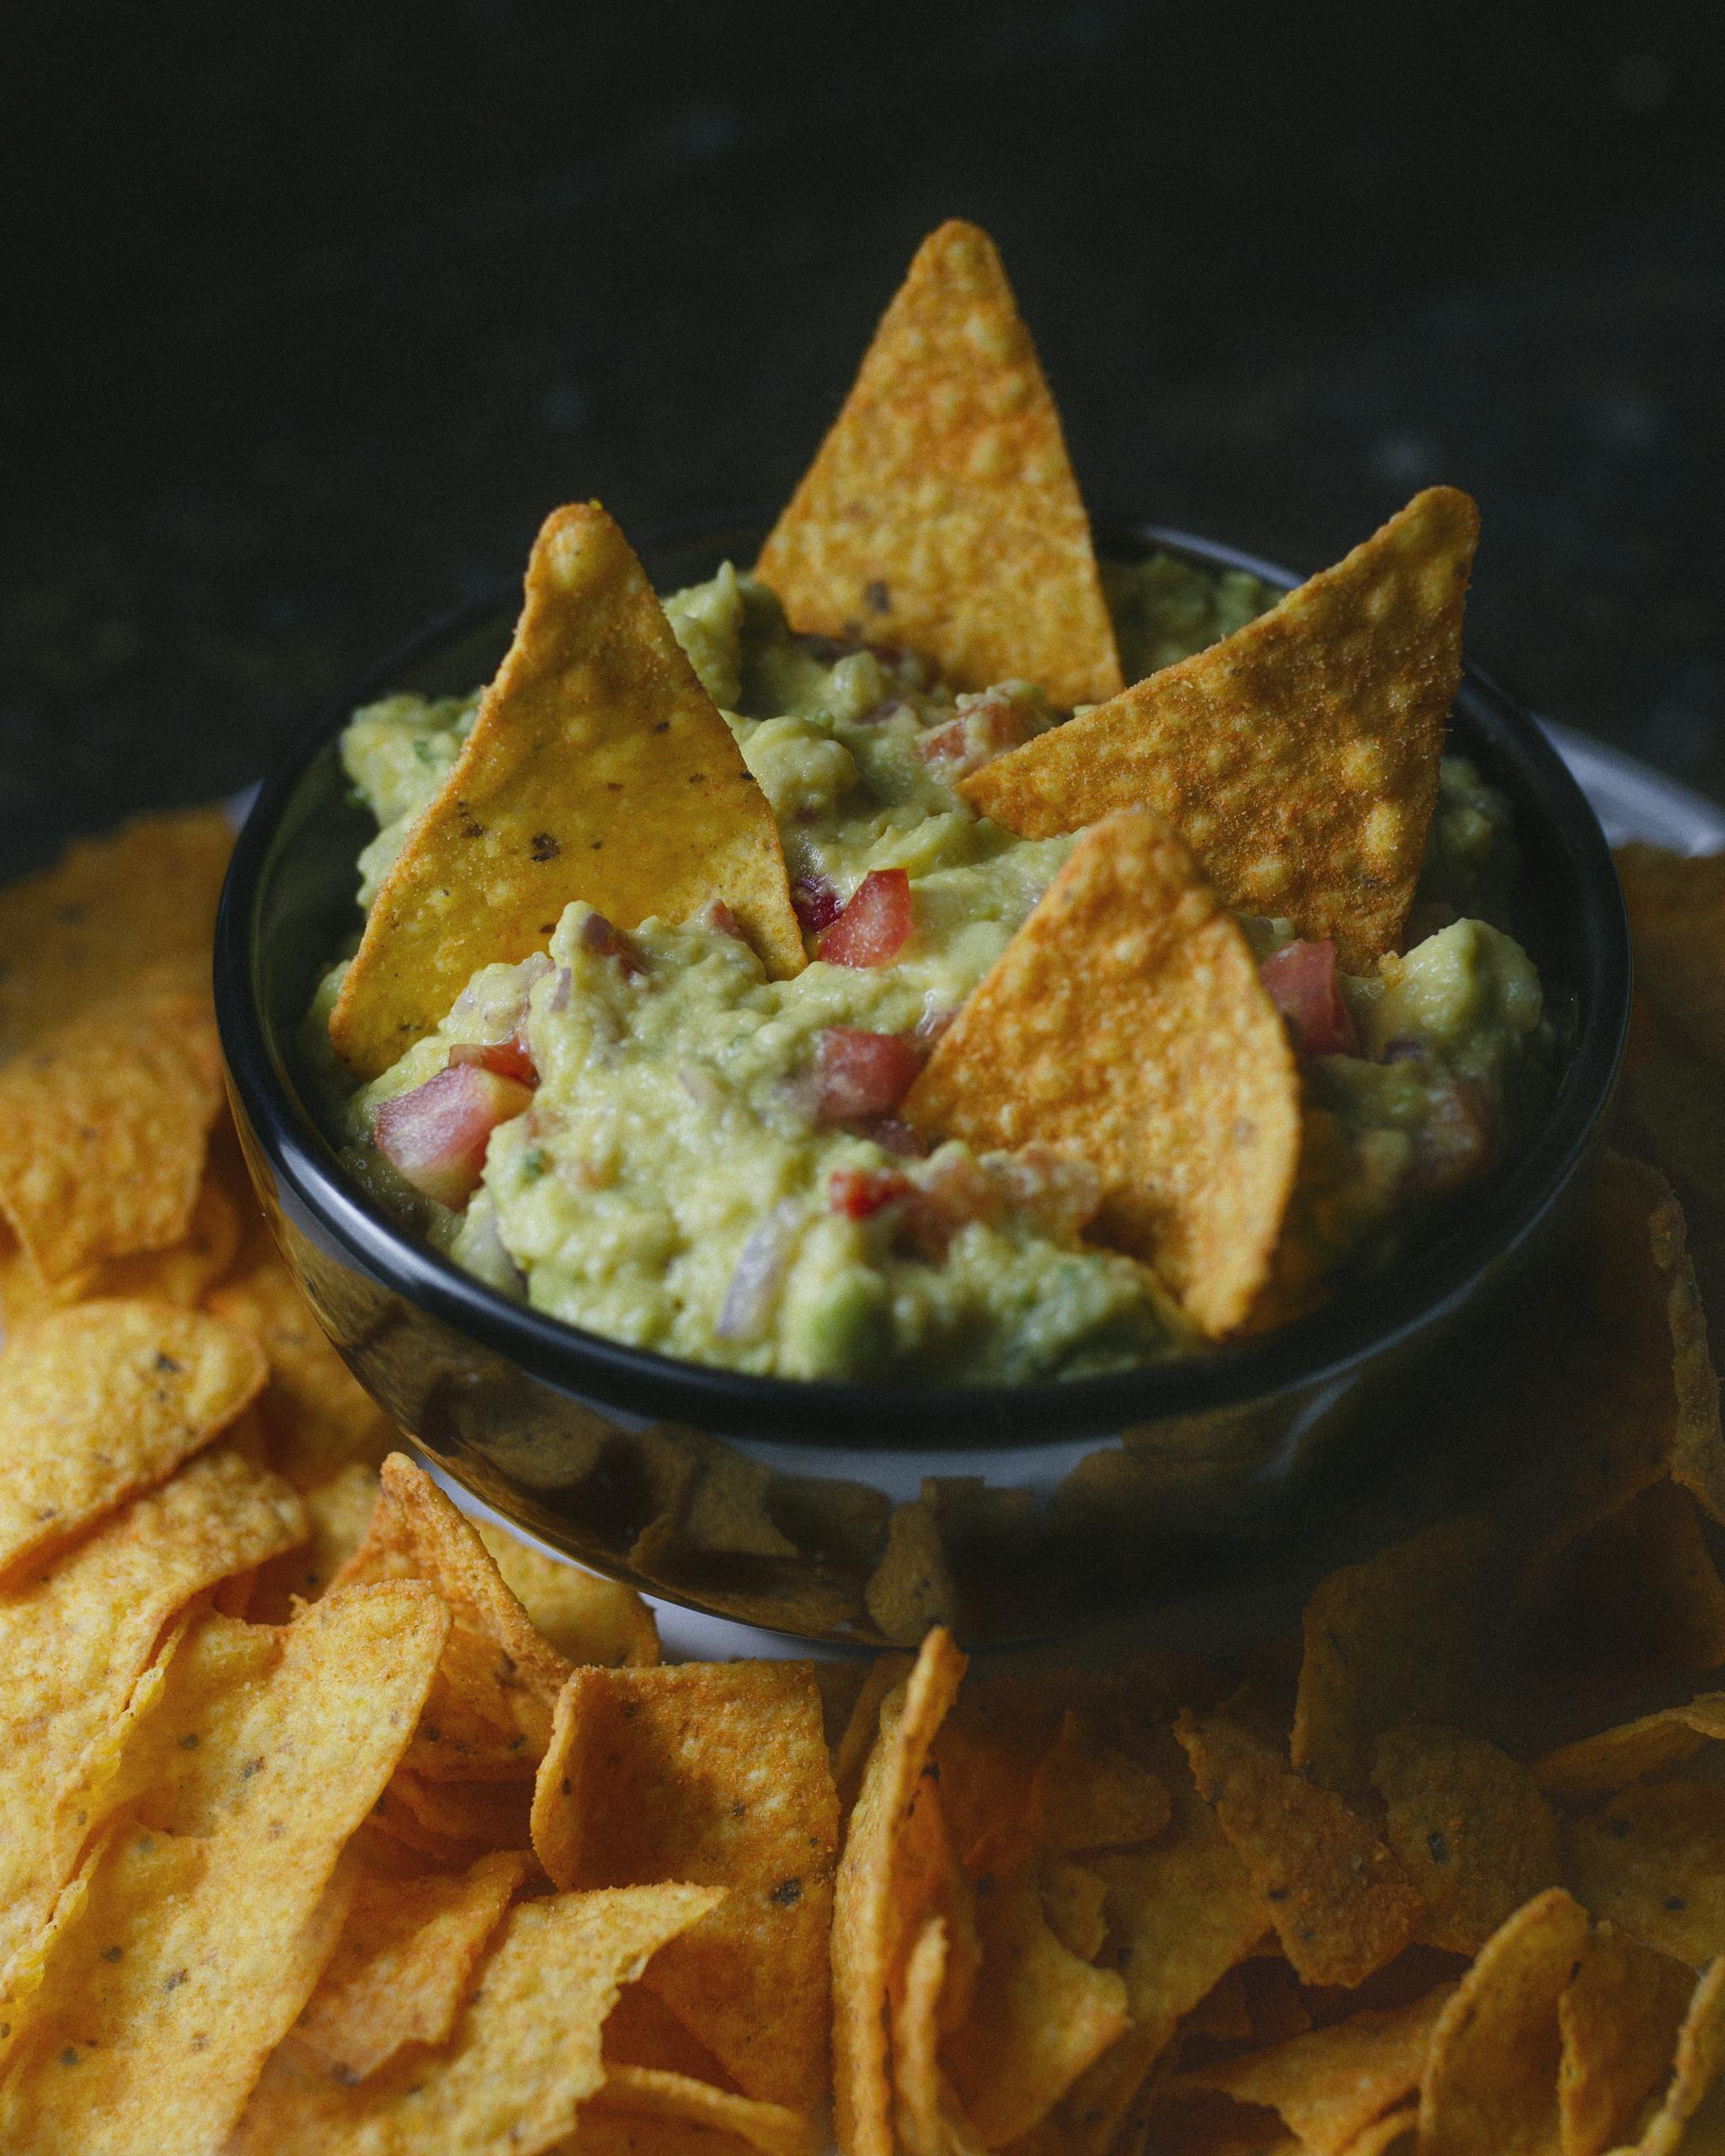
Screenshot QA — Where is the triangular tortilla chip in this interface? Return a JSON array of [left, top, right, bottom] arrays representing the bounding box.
[[962, 487, 1479, 969], [330, 502, 804, 1078], [903, 808, 1300, 1336], [755, 220, 1120, 709]]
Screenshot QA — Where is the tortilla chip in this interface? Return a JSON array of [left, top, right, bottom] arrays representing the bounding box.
[[892, 1918, 983, 2156], [0, 1444, 304, 1987], [1174, 1984, 1453, 2156], [904, 808, 1300, 1336], [0, 1299, 267, 1578], [0, 1584, 447, 2155], [964, 488, 1477, 969], [604, 1984, 739, 2084], [1342, 2105, 1418, 2156], [1616, 846, 1725, 1067], [1082, 1735, 1269, 2089], [1417, 1887, 1590, 2156], [230, 1882, 724, 2153], [1370, 1721, 1562, 1956], [247, 1460, 383, 1623], [834, 1654, 916, 1807], [1621, 1957, 1725, 2155], [1564, 1780, 1725, 1969], [475, 1518, 660, 1668], [1290, 1515, 1499, 1802], [942, 1865, 1128, 2145], [530, 1658, 838, 2111], [330, 501, 804, 1077], [593, 2065, 819, 2156], [0, 985, 222, 1282], [1027, 1710, 1171, 1852], [334, 1453, 571, 1776], [385, 1769, 534, 1858], [1175, 1710, 1424, 1988], [1535, 1691, 1725, 1805], [1557, 1924, 1693, 2156], [833, 1626, 969, 2156], [0, 1175, 242, 1326], [864, 1497, 960, 1644], [1040, 1854, 1109, 1964], [0, 805, 234, 1061], [206, 1251, 396, 1484], [755, 220, 1119, 709], [291, 1845, 531, 2082]]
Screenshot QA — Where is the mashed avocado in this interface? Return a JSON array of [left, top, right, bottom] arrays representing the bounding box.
[[313, 555, 1551, 1382]]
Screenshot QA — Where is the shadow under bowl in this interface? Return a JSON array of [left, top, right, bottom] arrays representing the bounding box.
[[214, 520, 1630, 1648]]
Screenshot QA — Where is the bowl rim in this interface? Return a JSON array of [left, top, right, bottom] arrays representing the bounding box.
[[215, 518, 1632, 1450]]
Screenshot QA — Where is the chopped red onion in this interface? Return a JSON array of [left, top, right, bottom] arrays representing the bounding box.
[[716, 1200, 805, 1342]]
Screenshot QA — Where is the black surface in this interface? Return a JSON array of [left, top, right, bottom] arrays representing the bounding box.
[[6, 1, 1724, 874]]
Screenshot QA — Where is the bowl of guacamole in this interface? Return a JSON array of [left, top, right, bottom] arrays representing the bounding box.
[[215, 516, 1627, 1645]]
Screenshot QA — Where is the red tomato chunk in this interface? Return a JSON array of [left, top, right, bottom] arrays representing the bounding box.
[[1259, 938, 1359, 1058], [447, 1035, 539, 1088], [810, 1027, 925, 1125], [827, 1166, 913, 1219], [791, 872, 843, 936], [816, 869, 913, 969], [373, 1065, 535, 1209]]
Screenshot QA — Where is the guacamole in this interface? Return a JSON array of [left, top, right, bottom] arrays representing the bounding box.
[[312, 555, 1551, 1383]]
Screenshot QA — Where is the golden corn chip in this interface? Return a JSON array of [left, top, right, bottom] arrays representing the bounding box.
[[755, 220, 1120, 709], [593, 2066, 819, 2156], [233, 1881, 724, 2153], [1557, 1924, 1693, 2156], [603, 1984, 736, 2084], [0, 985, 222, 1283], [331, 501, 804, 1078], [1535, 1691, 1725, 1805], [1616, 845, 1725, 1067], [571, 2119, 796, 2156], [1621, 1958, 1725, 2156], [530, 1658, 839, 2111], [1290, 1515, 1499, 1802], [206, 1251, 396, 1484], [834, 1626, 968, 2156], [475, 1518, 660, 1668], [0, 1299, 267, 1579], [1370, 1721, 1562, 1956], [291, 1846, 531, 2082], [248, 1459, 383, 1624], [0, 1583, 448, 2156], [1081, 1735, 1268, 2077], [0, 1444, 303, 1984], [1027, 1711, 1171, 1852], [1039, 1854, 1109, 1963], [383, 1770, 535, 1860], [1173, 1984, 1454, 2156], [1343, 2105, 1418, 2156], [1417, 1887, 1590, 2156], [1132, 2086, 1295, 2155], [890, 1771, 981, 2041], [335, 1454, 571, 1776], [891, 1919, 980, 2156], [943, 1865, 1129, 2145], [1564, 1780, 1725, 1969], [1175, 1710, 1424, 1988], [833, 1653, 914, 1809], [0, 1175, 241, 1326], [964, 488, 1477, 968], [904, 809, 1300, 1337], [0, 805, 234, 1061], [863, 1497, 959, 1643]]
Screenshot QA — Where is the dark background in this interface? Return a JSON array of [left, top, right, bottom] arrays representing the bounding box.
[[3, 0, 1722, 873]]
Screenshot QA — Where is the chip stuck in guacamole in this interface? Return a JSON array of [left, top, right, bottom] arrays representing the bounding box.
[[310, 221, 1554, 1383]]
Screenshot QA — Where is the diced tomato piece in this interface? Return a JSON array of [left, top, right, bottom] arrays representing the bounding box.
[[916, 685, 1044, 778], [700, 899, 745, 940], [1259, 939, 1359, 1058], [373, 1064, 535, 1209], [791, 872, 843, 935], [810, 1027, 925, 1125], [448, 1035, 539, 1087], [827, 1166, 912, 1219], [817, 869, 913, 969], [848, 1114, 927, 1159]]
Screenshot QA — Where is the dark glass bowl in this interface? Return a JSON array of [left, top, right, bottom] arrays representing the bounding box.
[[214, 520, 1630, 1647]]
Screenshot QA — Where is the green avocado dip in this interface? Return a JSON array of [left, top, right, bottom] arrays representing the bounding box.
[[309, 554, 1552, 1384]]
